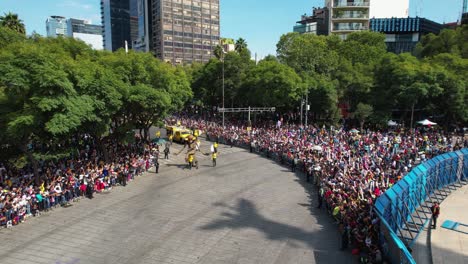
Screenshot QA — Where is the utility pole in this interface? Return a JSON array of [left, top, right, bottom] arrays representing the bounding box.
[[305, 92, 309, 127], [222, 52, 225, 128], [300, 96, 303, 126]]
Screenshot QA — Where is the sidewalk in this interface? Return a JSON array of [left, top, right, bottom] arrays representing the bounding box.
[[430, 184, 468, 264]]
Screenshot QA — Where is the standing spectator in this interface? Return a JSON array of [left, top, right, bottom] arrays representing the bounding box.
[[431, 202, 440, 229], [164, 142, 170, 160], [212, 151, 217, 167], [317, 185, 324, 209], [155, 159, 159, 174]]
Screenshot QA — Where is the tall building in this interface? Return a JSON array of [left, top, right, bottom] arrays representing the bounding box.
[[46, 16, 103, 50], [67, 19, 104, 50], [462, 0, 468, 25], [325, 0, 370, 38], [46, 16, 68, 37], [101, 0, 132, 51], [293, 7, 329, 35], [370, 17, 444, 54], [132, 0, 151, 52], [149, 0, 220, 64], [324, 0, 410, 38]]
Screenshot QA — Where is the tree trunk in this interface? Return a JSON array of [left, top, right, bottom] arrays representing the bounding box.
[[22, 145, 40, 184], [98, 138, 110, 163], [360, 120, 364, 132], [144, 127, 149, 142], [410, 103, 415, 132]]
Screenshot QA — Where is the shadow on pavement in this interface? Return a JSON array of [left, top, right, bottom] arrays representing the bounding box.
[[165, 163, 187, 169], [201, 197, 349, 263]]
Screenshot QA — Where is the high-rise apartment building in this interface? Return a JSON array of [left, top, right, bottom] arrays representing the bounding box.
[[325, 0, 370, 38], [324, 0, 409, 38], [101, 0, 132, 51], [149, 0, 220, 64], [46, 16, 68, 37], [67, 19, 104, 50]]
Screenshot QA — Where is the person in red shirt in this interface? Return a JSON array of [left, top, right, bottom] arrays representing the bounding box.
[[431, 202, 440, 229]]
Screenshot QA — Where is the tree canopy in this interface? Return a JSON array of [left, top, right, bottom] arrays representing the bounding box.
[[0, 29, 192, 180], [0, 12, 26, 35]]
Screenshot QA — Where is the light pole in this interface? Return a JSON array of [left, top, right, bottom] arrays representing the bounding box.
[[300, 96, 303, 126], [305, 91, 309, 127], [222, 54, 225, 128]]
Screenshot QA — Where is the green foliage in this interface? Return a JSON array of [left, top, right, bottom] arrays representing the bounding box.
[[0, 26, 26, 46], [242, 59, 301, 108], [0, 34, 193, 173], [0, 12, 26, 35], [415, 25, 468, 59], [352, 103, 374, 130], [277, 33, 339, 76]]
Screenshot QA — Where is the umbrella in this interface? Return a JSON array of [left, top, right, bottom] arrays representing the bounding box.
[[417, 119, 437, 126], [312, 145, 323, 151], [349, 129, 359, 133], [152, 138, 167, 145], [387, 120, 398, 126]]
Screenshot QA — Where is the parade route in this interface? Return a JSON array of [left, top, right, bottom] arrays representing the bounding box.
[[0, 141, 348, 264]]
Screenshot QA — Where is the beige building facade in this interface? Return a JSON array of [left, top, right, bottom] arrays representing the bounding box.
[[150, 0, 220, 64]]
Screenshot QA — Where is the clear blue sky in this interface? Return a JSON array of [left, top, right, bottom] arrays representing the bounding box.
[[0, 0, 464, 57]]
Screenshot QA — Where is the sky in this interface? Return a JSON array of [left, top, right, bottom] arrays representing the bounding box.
[[0, 0, 464, 58]]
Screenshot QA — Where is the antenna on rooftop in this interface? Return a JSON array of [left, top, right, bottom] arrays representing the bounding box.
[[415, 0, 424, 17]]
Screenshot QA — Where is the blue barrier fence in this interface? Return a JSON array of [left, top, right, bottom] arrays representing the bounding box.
[[374, 148, 468, 264]]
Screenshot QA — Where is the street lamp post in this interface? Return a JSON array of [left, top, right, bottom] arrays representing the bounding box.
[[222, 54, 225, 128], [305, 91, 309, 127], [300, 96, 303, 126]]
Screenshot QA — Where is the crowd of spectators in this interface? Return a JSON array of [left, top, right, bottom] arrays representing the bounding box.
[[0, 136, 159, 228], [174, 116, 466, 263]]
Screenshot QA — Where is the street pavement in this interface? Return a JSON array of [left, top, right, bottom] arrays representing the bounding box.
[[430, 184, 468, 264], [0, 140, 349, 264]]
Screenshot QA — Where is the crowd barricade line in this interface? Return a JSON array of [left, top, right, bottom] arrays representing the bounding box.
[[374, 148, 467, 264]]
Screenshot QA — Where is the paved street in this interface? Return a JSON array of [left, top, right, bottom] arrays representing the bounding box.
[[0, 140, 348, 264]]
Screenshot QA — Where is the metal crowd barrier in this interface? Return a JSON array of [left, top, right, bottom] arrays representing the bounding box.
[[374, 148, 468, 264]]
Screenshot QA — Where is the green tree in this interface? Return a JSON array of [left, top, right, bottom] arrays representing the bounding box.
[[0, 26, 26, 47], [352, 103, 374, 131], [415, 26, 468, 59], [374, 53, 444, 128], [235, 38, 248, 53], [276, 33, 339, 76], [427, 54, 468, 126], [0, 42, 96, 181], [213, 45, 224, 59], [339, 31, 387, 66], [242, 59, 302, 109], [191, 58, 221, 107], [0, 12, 26, 35], [99, 50, 192, 140]]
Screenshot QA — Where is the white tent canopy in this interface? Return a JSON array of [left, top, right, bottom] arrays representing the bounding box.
[[387, 120, 398, 126], [417, 119, 437, 126]]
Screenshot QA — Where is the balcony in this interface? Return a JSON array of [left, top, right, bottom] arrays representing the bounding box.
[[333, 1, 370, 8], [333, 26, 369, 33], [332, 10, 369, 20], [332, 23, 369, 32]]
